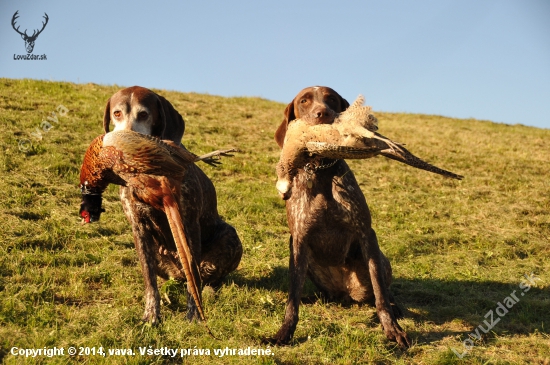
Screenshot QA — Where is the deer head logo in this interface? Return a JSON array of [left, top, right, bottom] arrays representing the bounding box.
[[12, 11, 49, 54]]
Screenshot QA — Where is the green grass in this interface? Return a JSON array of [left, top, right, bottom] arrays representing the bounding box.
[[0, 78, 549, 364]]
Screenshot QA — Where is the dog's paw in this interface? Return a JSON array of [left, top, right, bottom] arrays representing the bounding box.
[[261, 336, 290, 346], [141, 311, 160, 325], [383, 322, 411, 349], [261, 324, 295, 346], [394, 331, 411, 349]]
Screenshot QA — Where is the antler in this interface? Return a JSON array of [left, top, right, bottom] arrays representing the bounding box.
[[11, 11, 48, 40], [30, 13, 49, 40], [11, 11, 26, 37]]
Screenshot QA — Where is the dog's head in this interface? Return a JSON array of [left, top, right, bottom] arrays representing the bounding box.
[[274, 86, 349, 148], [103, 86, 185, 144], [274, 87, 349, 199]]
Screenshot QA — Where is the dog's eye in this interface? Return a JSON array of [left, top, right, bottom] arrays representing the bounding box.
[[138, 111, 148, 119], [113, 111, 122, 118], [326, 96, 338, 108], [300, 98, 308, 104]]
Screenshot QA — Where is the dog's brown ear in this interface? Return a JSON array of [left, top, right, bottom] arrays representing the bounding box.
[[103, 98, 111, 134], [156, 94, 185, 145], [274, 121, 287, 148], [339, 95, 350, 112], [151, 95, 167, 139], [274, 101, 296, 148]]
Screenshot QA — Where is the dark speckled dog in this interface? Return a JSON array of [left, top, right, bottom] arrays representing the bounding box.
[[266, 86, 410, 348], [103, 86, 242, 322]]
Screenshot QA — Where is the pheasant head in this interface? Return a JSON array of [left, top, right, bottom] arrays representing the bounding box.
[[79, 194, 105, 223], [79, 134, 116, 224]]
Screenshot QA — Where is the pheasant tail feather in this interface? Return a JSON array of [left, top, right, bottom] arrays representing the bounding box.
[[162, 180, 206, 321]]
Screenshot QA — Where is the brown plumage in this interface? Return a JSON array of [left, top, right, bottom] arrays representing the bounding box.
[[276, 95, 463, 198], [79, 130, 235, 323]]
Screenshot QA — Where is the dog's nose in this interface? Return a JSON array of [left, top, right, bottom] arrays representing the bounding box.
[[315, 110, 328, 118], [310, 105, 334, 123]]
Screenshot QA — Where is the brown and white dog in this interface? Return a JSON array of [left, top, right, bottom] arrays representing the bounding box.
[[267, 86, 410, 348], [103, 86, 242, 322]]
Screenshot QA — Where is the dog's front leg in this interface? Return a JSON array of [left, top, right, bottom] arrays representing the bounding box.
[[134, 233, 161, 323], [120, 187, 161, 324], [265, 235, 308, 345], [364, 228, 411, 348]]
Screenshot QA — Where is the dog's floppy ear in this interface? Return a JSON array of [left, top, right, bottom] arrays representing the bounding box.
[[338, 95, 350, 112], [103, 98, 111, 134], [156, 94, 185, 145], [274, 101, 296, 148]]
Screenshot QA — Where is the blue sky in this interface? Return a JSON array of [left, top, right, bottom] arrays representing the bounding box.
[[1, 0, 549, 129]]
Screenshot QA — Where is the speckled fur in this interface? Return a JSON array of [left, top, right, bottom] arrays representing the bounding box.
[[289, 160, 393, 299], [267, 86, 410, 348], [105, 87, 242, 323]]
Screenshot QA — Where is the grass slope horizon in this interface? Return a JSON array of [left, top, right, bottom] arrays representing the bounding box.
[[0, 78, 548, 364]]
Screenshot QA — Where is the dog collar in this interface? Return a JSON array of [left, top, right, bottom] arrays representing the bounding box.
[[303, 159, 339, 188]]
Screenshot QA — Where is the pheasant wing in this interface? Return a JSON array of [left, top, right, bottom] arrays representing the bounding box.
[[306, 141, 463, 180], [305, 141, 384, 159], [103, 130, 197, 176]]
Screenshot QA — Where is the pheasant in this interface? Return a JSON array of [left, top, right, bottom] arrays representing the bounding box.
[[79, 129, 236, 323], [276, 95, 463, 198]]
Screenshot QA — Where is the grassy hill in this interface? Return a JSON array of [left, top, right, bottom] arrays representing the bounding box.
[[0, 78, 548, 364]]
